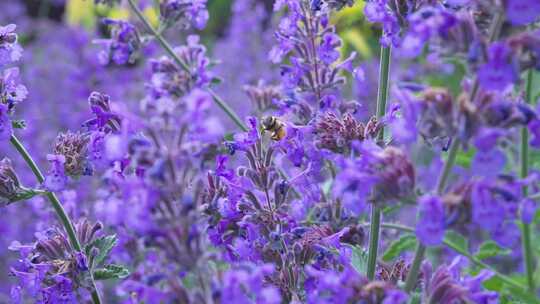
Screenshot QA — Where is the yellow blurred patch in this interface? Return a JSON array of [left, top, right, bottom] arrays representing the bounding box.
[[66, 0, 158, 27], [107, 7, 130, 20], [66, 0, 96, 28], [332, 1, 365, 23], [143, 7, 159, 27], [342, 29, 371, 59]]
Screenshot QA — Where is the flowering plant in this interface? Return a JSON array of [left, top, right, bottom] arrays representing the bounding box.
[[1, 0, 540, 303]]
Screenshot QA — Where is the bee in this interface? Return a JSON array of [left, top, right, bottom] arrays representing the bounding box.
[[262, 116, 287, 141]]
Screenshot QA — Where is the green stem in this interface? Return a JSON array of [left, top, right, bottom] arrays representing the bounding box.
[[366, 207, 381, 280], [521, 69, 535, 292], [436, 139, 461, 194], [366, 45, 391, 280], [379, 223, 529, 292], [126, 0, 247, 132], [10, 135, 102, 304], [127, 0, 190, 73], [208, 88, 248, 132], [376, 46, 392, 139]]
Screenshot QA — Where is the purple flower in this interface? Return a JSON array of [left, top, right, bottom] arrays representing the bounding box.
[[477, 42, 518, 91], [471, 149, 506, 178], [1, 67, 28, 108], [473, 128, 505, 152], [382, 290, 408, 304], [44, 154, 67, 192], [0, 158, 25, 206], [160, 0, 209, 30], [83, 91, 121, 132], [0, 24, 22, 67], [423, 258, 498, 304], [400, 6, 457, 57], [528, 118, 540, 147], [521, 199, 536, 224], [389, 88, 421, 144], [220, 264, 281, 304], [471, 181, 505, 232], [416, 195, 445, 246], [0, 103, 12, 140], [95, 19, 140, 65], [318, 33, 341, 64], [491, 221, 520, 248], [506, 0, 540, 25]]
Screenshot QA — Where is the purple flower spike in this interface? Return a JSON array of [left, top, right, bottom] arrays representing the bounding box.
[[416, 195, 445, 246], [0, 23, 22, 67], [0, 103, 12, 140], [478, 42, 518, 91], [44, 154, 67, 192], [506, 0, 540, 25]]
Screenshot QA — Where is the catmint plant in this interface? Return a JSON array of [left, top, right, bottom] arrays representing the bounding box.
[[2, 0, 540, 303]]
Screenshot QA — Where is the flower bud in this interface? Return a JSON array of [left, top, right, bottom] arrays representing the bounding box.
[[373, 147, 416, 203], [315, 112, 379, 153], [0, 158, 23, 205], [54, 131, 91, 177], [418, 88, 456, 142], [83, 91, 121, 132], [243, 83, 281, 113]]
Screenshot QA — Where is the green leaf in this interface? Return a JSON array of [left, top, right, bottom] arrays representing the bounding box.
[[210, 76, 223, 86], [5, 188, 45, 205], [483, 274, 505, 292], [93, 264, 130, 280], [350, 245, 368, 276], [455, 148, 476, 169], [223, 133, 235, 141], [382, 234, 417, 262], [444, 231, 469, 253], [504, 286, 540, 304], [475, 241, 510, 260], [85, 234, 117, 267], [423, 57, 466, 96], [11, 120, 26, 129], [407, 292, 421, 304]]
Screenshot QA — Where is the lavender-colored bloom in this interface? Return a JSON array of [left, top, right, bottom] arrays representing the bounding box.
[[53, 132, 91, 177], [44, 154, 68, 192], [416, 195, 445, 246], [160, 0, 209, 30], [491, 221, 520, 248], [0, 158, 23, 206], [95, 19, 141, 65], [521, 199, 536, 224], [423, 257, 498, 304], [0, 24, 22, 67], [477, 42, 518, 91], [1, 67, 28, 109], [471, 149, 506, 178], [389, 87, 421, 144], [0, 103, 12, 140], [470, 181, 506, 233], [400, 6, 457, 57], [364, 0, 400, 46], [528, 117, 540, 147], [83, 91, 121, 132], [219, 264, 281, 304], [9, 220, 103, 302], [473, 128, 505, 152], [333, 142, 415, 215], [506, 0, 540, 25]]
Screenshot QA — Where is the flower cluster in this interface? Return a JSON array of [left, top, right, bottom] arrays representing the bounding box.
[[2, 0, 540, 303]]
